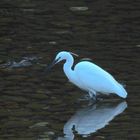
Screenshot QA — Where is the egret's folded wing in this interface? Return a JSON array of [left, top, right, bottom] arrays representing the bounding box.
[[74, 61, 117, 93]]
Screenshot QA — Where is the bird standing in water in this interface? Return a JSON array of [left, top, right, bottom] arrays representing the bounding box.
[[48, 51, 127, 100]]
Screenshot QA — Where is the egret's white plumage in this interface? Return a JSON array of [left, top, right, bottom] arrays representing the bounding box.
[[51, 51, 127, 99]]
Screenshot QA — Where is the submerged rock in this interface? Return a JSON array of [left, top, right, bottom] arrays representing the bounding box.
[[0, 56, 40, 68]]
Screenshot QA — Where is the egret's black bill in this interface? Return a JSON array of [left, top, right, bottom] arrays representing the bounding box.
[[45, 58, 60, 72]]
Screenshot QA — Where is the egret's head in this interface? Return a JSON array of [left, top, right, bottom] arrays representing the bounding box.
[[54, 51, 68, 64], [54, 51, 78, 64], [47, 51, 78, 69]]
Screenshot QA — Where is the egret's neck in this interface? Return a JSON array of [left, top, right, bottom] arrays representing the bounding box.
[[63, 55, 74, 79]]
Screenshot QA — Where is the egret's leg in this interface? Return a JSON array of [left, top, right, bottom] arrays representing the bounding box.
[[87, 91, 97, 106], [88, 91, 97, 100], [79, 91, 97, 102]]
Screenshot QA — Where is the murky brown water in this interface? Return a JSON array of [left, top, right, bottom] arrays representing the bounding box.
[[0, 0, 140, 140]]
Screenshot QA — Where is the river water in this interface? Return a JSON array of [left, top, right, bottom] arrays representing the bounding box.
[[0, 0, 140, 140]]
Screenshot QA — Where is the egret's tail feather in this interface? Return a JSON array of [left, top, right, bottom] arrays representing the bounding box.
[[117, 84, 128, 98]]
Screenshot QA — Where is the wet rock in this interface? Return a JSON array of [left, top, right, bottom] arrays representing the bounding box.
[[29, 122, 48, 128], [136, 44, 140, 47], [0, 60, 31, 68], [0, 56, 40, 68], [10, 60, 32, 68], [54, 30, 72, 35], [48, 41, 57, 45], [69, 6, 89, 11]]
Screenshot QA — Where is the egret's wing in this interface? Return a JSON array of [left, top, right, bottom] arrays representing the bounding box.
[[74, 61, 117, 93]]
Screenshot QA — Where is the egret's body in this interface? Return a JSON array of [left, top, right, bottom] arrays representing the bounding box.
[[50, 51, 127, 99]]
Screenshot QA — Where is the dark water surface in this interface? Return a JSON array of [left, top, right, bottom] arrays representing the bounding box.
[[0, 0, 140, 140]]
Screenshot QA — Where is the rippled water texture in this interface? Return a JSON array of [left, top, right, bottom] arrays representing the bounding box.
[[0, 0, 140, 140]]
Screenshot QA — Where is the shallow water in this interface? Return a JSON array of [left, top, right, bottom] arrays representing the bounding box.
[[0, 0, 140, 140]]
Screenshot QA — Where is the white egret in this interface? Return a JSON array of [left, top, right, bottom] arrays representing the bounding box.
[[48, 51, 127, 99]]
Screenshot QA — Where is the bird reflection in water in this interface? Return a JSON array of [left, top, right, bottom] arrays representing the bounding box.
[[57, 101, 127, 140]]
